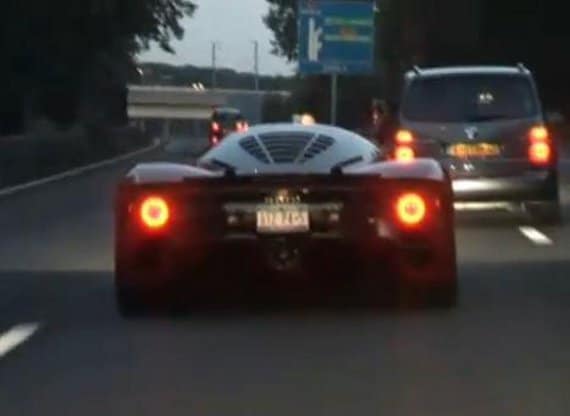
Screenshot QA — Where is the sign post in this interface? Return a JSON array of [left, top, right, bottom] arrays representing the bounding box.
[[330, 74, 338, 125], [298, 0, 375, 125]]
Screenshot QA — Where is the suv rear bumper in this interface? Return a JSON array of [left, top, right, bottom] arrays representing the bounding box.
[[452, 170, 558, 202]]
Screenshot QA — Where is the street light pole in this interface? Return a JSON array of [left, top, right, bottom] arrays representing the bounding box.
[[252, 40, 260, 91], [330, 74, 338, 125], [211, 41, 218, 89]]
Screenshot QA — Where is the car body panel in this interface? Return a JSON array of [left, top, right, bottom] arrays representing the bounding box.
[[200, 123, 380, 175], [126, 162, 220, 184]]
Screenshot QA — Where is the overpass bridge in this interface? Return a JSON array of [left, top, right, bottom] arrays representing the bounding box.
[[127, 85, 290, 141]]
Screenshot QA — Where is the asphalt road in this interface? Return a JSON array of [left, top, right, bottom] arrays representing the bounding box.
[[1, 140, 570, 416]]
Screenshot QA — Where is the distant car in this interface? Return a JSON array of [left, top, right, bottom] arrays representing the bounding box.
[[393, 65, 561, 224], [115, 123, 457, 316], [209, 107, 248, 146]]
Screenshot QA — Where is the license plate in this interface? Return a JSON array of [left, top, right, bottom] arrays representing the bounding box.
[[256, 205, 310, 233], [447, 143, 501, 158]]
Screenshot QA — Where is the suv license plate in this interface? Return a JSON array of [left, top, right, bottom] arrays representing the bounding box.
[[448, 143, 501, 158]]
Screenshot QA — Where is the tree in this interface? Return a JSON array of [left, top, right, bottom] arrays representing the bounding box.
[[264, 0, 570, 114], [264, 0, 298, 61], [263, 0, 389, 126], [264, 0, 371, 62], [0, 0, 197, 133]]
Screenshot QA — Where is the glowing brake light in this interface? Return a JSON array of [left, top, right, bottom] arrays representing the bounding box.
[[528, 126, 551, 165], [140, 197, 170, 229], [529, 142, 551, 165], [394, 130, 415, 162], [529, 126, 548, 142], [211, 122, 220, 132], [395, 193, 427, 226], [396, 129, 414, 144], [395, 146, 415, 162]]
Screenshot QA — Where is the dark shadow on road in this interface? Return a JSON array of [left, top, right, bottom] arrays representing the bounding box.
[[1, 258, 569, 327], [459, 259, 570, 310], [0, 269, 456, 326]]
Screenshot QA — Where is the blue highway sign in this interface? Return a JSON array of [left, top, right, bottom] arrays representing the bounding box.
[[298, 0, 375, 75]]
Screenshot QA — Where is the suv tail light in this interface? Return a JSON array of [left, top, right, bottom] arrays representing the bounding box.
[[528, 126, 551, 165], [394, 129, 415, 162], [529, 142, 551, 164], [211, 122, 220, 133], [140, 197, 170, 230], [530, 126, 548, 142], [395, 193, 427, 227], [396, 129, 414, 144], [395, 146, 415, 162]]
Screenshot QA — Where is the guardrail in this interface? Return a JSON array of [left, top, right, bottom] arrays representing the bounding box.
[[0, 126, 152, 189]]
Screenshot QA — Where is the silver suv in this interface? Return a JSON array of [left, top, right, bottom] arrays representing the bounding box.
[[394, 65, 561, 224]]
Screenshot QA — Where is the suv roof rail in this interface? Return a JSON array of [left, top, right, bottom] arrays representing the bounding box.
[[517, 62, 529, 73]]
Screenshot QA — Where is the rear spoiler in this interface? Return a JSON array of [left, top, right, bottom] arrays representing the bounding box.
[[124, 159, 446, 186]]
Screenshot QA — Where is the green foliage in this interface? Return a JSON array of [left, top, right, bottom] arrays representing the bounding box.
[[0, 0, 196, 133], [264, 0, 570, 114], [264, 0, 298, 61], [263, 1, 385, 127], [264, 0, 371, 62]]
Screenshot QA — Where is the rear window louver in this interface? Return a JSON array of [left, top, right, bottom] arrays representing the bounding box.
[[299, 135, 335, 163], [239, 133, 335, 164], [258, 133, 313, 163], [239, 136, 270, 164]]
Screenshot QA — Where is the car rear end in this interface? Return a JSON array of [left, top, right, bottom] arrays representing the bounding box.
[[115, 172, 456, 308], [209, 110, 248, 146], [394, 67, 560, 221]]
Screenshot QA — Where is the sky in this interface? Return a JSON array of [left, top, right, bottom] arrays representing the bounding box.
[[138, 0, 294, 75]]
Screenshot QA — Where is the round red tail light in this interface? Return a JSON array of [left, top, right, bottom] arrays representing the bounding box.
[[395, 193, 427, 226], [140, 197, 170, 229]]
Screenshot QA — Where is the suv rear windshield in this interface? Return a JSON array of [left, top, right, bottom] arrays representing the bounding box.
[[402, 75, 539, 123], [213, 111, 242, 127]]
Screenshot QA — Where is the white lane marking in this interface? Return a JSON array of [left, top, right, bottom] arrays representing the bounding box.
[[0, 140, 161, 199], [454, 202, 512, 211], [0, 323, 40, 358], [519, 226, 554, 246]]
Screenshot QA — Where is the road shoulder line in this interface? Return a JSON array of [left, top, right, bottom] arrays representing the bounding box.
[[0, 140, 161, 198], [0, 323, 40, 358]]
